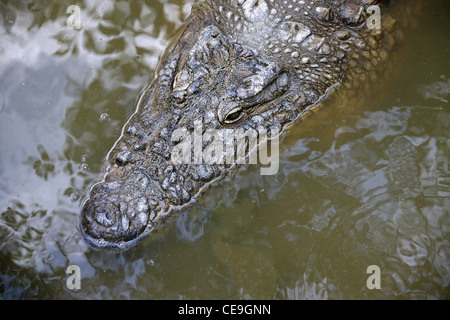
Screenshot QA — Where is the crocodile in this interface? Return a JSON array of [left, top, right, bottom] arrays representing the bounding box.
[[81, 0, 418, 249]]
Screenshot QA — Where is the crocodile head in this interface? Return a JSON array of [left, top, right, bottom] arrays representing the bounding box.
[[81, 0, 392, 248]]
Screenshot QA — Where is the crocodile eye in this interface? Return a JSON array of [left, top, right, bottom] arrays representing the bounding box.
[[224, 107, 244, 124]]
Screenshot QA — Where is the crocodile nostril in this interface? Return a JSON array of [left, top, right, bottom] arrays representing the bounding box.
[[94, 205, 117, 227]]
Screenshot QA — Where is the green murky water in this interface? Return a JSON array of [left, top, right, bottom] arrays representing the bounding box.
[[0, 0, 448, 299]]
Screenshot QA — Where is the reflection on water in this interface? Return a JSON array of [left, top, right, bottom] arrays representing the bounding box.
[[0, 0, 449, 299]]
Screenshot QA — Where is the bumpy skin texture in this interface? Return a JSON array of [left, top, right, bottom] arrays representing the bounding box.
[[81, 0, 406, 249]]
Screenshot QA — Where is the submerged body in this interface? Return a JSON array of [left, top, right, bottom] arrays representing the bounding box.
[[81, 0, 415, 249]]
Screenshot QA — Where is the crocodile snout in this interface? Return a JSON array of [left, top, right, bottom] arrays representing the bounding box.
[[81, 186, 151, 249]]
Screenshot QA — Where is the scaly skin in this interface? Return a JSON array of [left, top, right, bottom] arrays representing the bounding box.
[[81, 0, 414, 249]]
